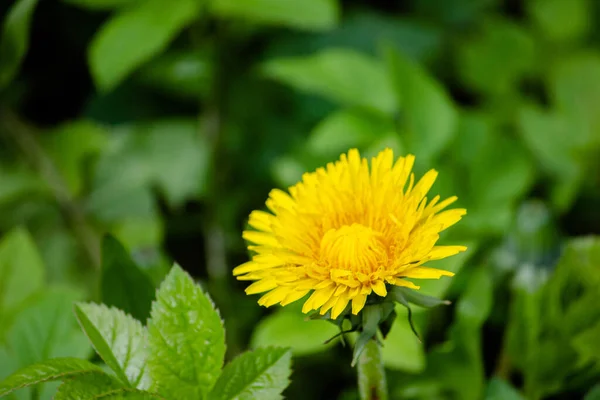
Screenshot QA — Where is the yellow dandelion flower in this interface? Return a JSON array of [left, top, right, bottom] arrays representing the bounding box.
[[233, 148, 467, 319]]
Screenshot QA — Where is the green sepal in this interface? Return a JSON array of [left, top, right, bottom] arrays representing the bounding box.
[[393, 286, 451, 308], [390, 288, 421, 341], [351, 305, 382, 367]]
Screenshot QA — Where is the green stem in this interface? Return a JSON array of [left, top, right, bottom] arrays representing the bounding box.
[[357, 339, 388, 400]]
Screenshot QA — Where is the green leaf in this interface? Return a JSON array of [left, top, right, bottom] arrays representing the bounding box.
[[456, 18, 535, 95], [393, 287, 450, 309], [147, 265, 225, 399], [211, 0, 338, 31], [209, 347, 291, 400], [53, 371, 124, 399], [88, 0, 202, 91], [0, 0, 38, 89], [62, 0, 141, 11], [485, 378, 526, 400], [40, 121, 108, 196], [0, 358, 102, 397], [101, 235, 155, 322], [2, 288, 90, 367], [74, 303, 150, 389], [572, 320, 600, 367], [0, 228, 45, 313], [384, 46, 457, 163], [382, 306, 425, 372], [261, 48, 396, 114], [136, 50, 213, 99], [0, 166, 47, 208], [306, 110, 394, 157], [352, 305, 381, 366], [585, 385, 600, 400], [250, 309, 338, 356], [528, 0, 591, 43]]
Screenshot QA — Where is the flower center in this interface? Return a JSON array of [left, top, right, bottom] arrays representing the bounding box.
[[319, 223, 388, 274]]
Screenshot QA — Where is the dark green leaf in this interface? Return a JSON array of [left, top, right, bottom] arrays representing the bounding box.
[[101, 235, 155, 322], [147, 265, 225, 399], [74, 303, 150, 389], [384, 46, 457, 163], [251, 309, 338, 356], [62, 0, 141, 11], [485, 377, 526, 400], [209, 347, 291, 400], [0, 358, 102, 397], [0, 0, 38, 89], [211, 0, 338, 31], [585, 384, 600, 400], [0, 228, 45, 314], [528, 0, 591, 43], [261, 48, 396, 114], [88, 0, 202, 91]]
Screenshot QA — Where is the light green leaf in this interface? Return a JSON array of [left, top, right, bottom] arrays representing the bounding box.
[[0, 166, 47, 208], [457, 18, 535, 95], [62, 0, 141, 10], [89, 0, 202, 91], [385, 46, 457, 163], [550, 53, 600, 148], [136, 50, 213, 99], [485, 377, 526, 400], [528, 0, 591, 43], [0, 358, 102, 397], [211, 0, 338, 31], [572, 321, 600, 367], [100, 235, 155, 322], [40, 121, 108, 195], [0, 228, 45, 313], [456, 268, 493, 326], [74, 303, 150, 389], [53, 371, 124, 399], [3, 288, 90, 368], [382, 306, 425, 372], [251, 309, 338, 356], [209, 347, 291, 400], [306, 110, 394, 157], [261, 48, 396, 114], [147, 265, 225, 399], [0, 0, 38, 89]]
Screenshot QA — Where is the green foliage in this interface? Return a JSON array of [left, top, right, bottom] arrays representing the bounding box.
[[88, 0, 203, 91], [147, 265, 226, 399], [100, 235, 155, 322], [210, 0, 339, 31], [74, 303, 150, 388], [251, 308, 338, 356], [0, 0, 38, 89], [209, 347, 291, 400]]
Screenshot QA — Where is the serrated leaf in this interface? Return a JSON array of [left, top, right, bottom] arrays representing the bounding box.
[[147, 265, 225, 399], [0, 228, 45, 314], [384, 46, 457, 163], [261, 48, 396, 114], [209, 347, 291, 400], [101, 235, 155, 322], [211, 0, 338, 31], [74, 303, 150, 389], [88, 0, 202, 91], [53, 371, 124, 399], [250, 310, 338, 356], [0, 358, 102, 397], [0, 0, 38, 89]]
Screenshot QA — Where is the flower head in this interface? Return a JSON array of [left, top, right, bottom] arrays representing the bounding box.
[[234, 148, 467, 319]]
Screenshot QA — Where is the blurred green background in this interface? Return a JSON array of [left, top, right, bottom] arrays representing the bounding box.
[[1, 0, 600, 399]]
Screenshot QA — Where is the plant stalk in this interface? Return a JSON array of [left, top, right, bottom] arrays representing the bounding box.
[[357, 339, 388, 400]]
